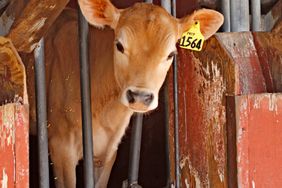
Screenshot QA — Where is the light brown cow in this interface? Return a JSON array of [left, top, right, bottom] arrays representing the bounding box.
[[45, 0, 223, 187]]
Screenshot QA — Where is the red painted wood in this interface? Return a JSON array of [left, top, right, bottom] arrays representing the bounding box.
[[14, 105, 29, 188], [0, 104, 29, 188], [168, 35, 232, 188], [234, 94, 282, 188], [253, 32, 282, 92], [216, 32, 267, 95], [0, 104, 16, 188], [168, 32, 282, 187]]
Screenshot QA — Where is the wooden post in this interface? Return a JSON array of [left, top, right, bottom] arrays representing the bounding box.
[[0, 37, 29, 188], [228, 94, 282, 187], [7, 0, 69, 52]]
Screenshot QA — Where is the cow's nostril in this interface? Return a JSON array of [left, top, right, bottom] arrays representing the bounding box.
[[126, 90, 135, 103], [144, 93, 154, 105]]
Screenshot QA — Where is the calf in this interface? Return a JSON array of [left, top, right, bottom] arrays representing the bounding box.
[[46, 1, 223, 187]]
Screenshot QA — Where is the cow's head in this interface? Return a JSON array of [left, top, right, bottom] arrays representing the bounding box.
[[79, 0, 223, 113]]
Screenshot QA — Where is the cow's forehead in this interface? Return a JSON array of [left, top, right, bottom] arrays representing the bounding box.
[[116, 3, 178, 53], [117, 4, 177, 34]]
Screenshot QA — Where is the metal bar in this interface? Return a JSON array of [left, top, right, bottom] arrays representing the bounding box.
[[230, 0, 250, 31], [163, 81, 171, 187], [171, 0, 176, 18], [171, 0, 180, 187], [128, 113, 143, 187], [34, 38, 50, 188], [161, 0, 171, 13], [78, 8, 95, 188], [161, 0, 180, 187], [125, 1, 151, 187], [221, 0, 231, 32], [172, 56, 180, 188], [251, 0, 261, 31]]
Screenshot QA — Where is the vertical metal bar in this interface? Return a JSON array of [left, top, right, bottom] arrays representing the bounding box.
[[128, 113, 143, 187], [34, 38, 50, 188], [78, 9, 95, 188], [161, 0, 180, 187], [251, 0, 261, 31], [221, 0, 231, 32], [161, 0, 171, 13], [171, 1, 180, 188], [125, 1, 151, 187], [171, 0, 176, 18], [230, 0, 250, 31], [163, 82, 171, 187], [172, 51, 180, 188]]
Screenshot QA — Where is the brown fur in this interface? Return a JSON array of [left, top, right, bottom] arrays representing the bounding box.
[[31, 2, 223, 188]]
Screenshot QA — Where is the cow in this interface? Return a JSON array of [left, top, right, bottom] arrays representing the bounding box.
[[41, 0, 224, 187]]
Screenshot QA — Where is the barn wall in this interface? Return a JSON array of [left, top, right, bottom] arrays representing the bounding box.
[[168, 31, 282, 187]]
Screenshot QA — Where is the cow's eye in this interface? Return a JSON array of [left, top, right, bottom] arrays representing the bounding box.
[[116, 41, 124, 53], [167, 51, 177, 60]]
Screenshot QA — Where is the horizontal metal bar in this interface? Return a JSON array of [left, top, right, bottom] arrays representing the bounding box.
[[78, 8, 95, 188], [34, 38, 50, 188]]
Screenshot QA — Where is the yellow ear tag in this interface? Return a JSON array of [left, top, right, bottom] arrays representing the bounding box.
[[179, 21, 204, 51]]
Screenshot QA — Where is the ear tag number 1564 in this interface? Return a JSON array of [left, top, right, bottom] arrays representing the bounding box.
[[179, 21, 204, 51]]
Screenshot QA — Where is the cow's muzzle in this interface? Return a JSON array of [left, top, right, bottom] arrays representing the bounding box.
[[121, 87, 158, 112]]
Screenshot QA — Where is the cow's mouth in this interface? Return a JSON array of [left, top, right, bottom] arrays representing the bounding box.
[[128, 102, 150, 113]]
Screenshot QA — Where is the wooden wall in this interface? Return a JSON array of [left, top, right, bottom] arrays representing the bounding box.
[[168, 30, 282, 187]]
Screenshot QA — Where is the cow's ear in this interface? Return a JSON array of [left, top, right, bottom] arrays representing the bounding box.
[[178, 9, 224, 40], [78, 0, 121, 29]]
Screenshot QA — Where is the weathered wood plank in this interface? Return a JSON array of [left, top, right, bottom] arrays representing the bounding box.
[[253, 32, 282, 92], [262, 0, 282, 31], [232, 94, 282, 188], [272, 18, 282, 34], [14, 104, 29, 188], [7, 0, 69, 52], [0, 0, 9, 11], [168, 34, 233, 188], [168, 31, 282, 187], [0, 103, 29, 188], [0, 104, 15, 188], [0, 0, 28, 36], [217, 32, 267, 94], [0, 36, 27, 104]]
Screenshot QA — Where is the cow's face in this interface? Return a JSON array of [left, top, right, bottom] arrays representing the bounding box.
[[79, 0, 223, 112]]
